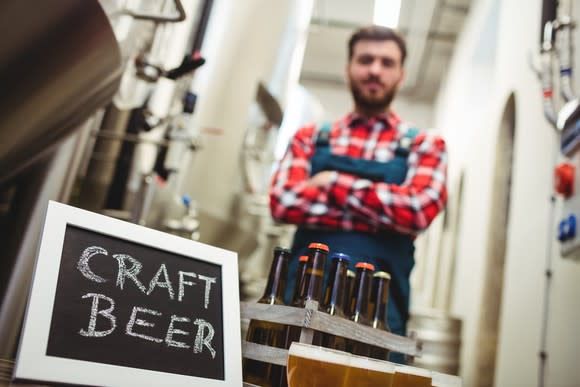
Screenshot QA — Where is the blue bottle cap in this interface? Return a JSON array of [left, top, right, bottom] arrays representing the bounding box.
[[331, 252, 351, 262]]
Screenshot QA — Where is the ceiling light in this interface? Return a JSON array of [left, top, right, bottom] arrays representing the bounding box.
[[373, 0, 401, 28]]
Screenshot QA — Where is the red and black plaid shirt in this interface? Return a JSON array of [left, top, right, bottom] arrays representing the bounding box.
[[269, 111, 448, 236]]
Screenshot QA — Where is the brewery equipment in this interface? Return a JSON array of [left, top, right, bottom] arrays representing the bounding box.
[[0, 0, 123, 361]]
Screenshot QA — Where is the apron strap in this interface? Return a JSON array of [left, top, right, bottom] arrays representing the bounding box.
[[315, 122, 333, 146], [315, 121, 420, 155], [394, 125, 420, 157]]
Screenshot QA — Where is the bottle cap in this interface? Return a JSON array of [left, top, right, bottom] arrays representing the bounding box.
[[299, 255, 309, 262], [346, 269, 356, 278], [331, 252, 351, 261], [373, 271, 391, 280], [274, 246, 291, 255], [355, 262, 375, 271], [308, 242, 329, 252]]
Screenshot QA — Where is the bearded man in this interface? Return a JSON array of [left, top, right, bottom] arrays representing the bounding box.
[[269, 25, 448, 363]]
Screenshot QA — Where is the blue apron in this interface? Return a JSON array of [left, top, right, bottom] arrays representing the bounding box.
[[286, 122, 418, 363]]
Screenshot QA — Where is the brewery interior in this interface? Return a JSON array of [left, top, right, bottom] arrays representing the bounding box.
[[1, 0, 580, 386]]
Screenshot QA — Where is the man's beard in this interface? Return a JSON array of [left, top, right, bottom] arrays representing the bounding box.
[[349, 79, 397, 113]]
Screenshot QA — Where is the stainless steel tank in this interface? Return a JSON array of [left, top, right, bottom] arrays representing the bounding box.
[[0, 0, 122, 362], [0, 0, 122, 183]]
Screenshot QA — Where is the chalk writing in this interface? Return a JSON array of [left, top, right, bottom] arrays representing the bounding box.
[[198, 275, 216, 309], [178, 271, 197, 302], [47, 224, 225, 380], [77, 294, 217, 357], [78, 293, 116, 337], [165, 315, 191, 349], [193, 319, 216, 359], [113, 254, 146, 292], [76, 247, 216, 305], [77, 246, 108, 283], [147, 264, 175, 300]]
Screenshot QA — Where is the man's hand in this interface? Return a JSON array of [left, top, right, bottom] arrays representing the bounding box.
[[307, 171, 336, 187]]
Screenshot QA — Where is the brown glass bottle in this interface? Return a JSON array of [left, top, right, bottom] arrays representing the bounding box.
[[291, 243, 328, 308], [243, 247, 290, 387], [274, 255, 306, 387], [291, 255, 309, 306], [348, 262, 375, 356], [280, 243, 328, 387], [321, 252, 351, 351], [343, 269, 356, 316], [369, 271, 391, 361]]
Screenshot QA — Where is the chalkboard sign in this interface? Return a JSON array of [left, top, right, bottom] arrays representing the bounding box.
[[14, 201, 242, 386]]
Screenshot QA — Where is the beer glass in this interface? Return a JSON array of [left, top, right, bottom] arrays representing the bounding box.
[[287, 343, 396, 386]]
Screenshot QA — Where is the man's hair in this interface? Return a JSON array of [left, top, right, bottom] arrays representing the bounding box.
[[348, 25, 407, 64]]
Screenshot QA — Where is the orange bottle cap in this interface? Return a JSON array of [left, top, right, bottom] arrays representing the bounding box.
[[308, 242, 329, 252], [355, 262, 375, 271], [299, 255, 309, 262]]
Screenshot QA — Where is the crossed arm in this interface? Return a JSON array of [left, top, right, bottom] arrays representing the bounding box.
[[269, 125, 448, 235]]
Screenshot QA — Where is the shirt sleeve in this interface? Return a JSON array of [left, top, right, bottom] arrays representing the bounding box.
[[327, 132, 448, 235], [269, 124, 344, 226]]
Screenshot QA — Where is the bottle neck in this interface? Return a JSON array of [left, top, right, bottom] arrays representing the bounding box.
[[371, 278, 390, 326], [343, 271, 355, 315], [350, 269, 373, 325], [259, 251, 289, 305], [324, 260, 348, 317], [291, 260, 309, 305]]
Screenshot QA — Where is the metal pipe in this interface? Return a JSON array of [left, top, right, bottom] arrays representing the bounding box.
[[537, 3, 558, 384], [121, 0, 205, 219], [540, 0, 558, 44], [541, 21, 558, 127], [537, 141, 560, 387], [190, 0, 215, 53], [77, 105, 133, 212], [556, 0, 576, 101]]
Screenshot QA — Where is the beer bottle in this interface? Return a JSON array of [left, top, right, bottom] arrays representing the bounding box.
[[291, 243, 328, 308], [288, 244, 328, 346], [343, 269, 356, 316], [322, 252, 350, 316], [369, 271, 391, 361], [243, 247, 290, 387], [290, 255, 309, 306], [280, 243, 329, 387], [321, 252, 350, 351], [348, 262, 375, 356]]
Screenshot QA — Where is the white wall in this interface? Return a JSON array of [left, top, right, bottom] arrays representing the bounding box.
[[434, 0, 499, 384], [435, 0, 580, 386]]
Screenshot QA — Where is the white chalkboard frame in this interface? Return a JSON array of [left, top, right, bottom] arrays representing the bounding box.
[[14, 200, 242, 387]]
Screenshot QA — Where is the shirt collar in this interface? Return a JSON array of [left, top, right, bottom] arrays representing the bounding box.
[[345, 111, 401, 130]]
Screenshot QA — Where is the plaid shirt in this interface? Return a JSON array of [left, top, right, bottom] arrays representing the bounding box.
[[269, 112, 448, 236]]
